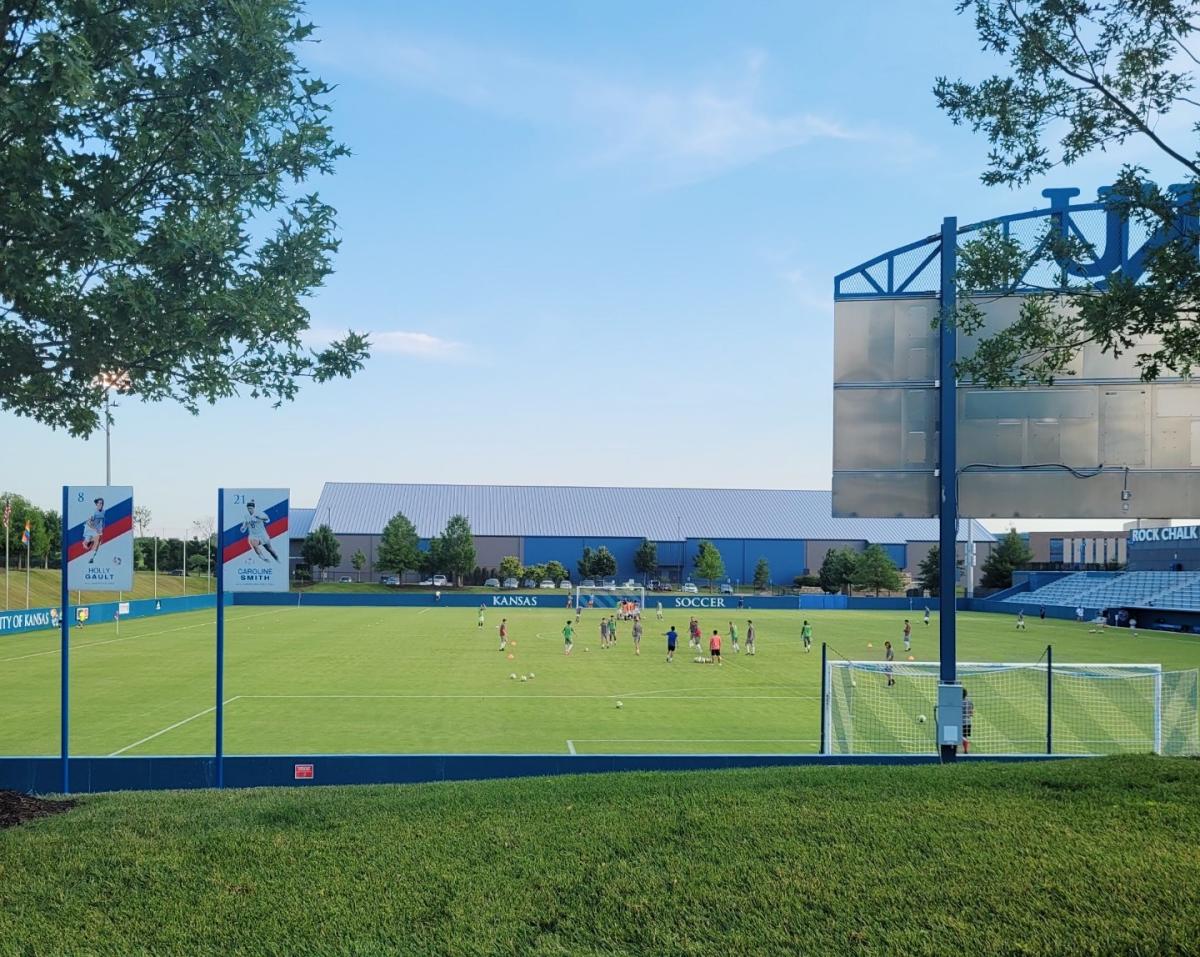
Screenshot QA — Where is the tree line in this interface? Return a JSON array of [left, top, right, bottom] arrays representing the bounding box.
[[300, 514, 778, 590]]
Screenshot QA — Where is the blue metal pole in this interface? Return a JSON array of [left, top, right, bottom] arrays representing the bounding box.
[[939, 216, 959, 763], [1046, 644, 1053, 755], [60, 486, 70, 794], [215, 489, 224, 789]]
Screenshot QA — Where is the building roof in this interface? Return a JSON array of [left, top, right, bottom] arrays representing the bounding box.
[[310, 482, 995, 544], [289, 507, 316, 540]]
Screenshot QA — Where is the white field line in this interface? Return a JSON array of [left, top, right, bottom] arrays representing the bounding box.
[[566, 739, 576, 755], [235, 693, 813, 701], [0, 608, 286, 664], [108, 696, 242, 756], [417, 608, 433, 615]]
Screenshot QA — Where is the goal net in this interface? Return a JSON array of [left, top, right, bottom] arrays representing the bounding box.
[[574, 584, 646, 612], [823, 657, 1199, 756]]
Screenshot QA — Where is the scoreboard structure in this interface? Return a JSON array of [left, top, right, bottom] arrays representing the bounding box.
[[833, 186, 1200, 520]]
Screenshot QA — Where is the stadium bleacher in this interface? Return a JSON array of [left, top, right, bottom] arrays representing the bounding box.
[[1005, 571, 1200, 611]]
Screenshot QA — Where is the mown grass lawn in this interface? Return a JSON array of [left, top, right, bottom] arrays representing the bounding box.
[[1, 756, 1198, 956]]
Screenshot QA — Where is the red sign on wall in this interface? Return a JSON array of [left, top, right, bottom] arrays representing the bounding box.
[[294, 763, 314, 780]]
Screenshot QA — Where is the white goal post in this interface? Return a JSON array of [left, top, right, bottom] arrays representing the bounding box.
[[822, 658, 1199, 757], [574, 584, 646, 613]]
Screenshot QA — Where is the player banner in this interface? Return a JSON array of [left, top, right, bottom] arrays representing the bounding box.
[[221, 488, 289, 592], [65, 485, 134, 591]]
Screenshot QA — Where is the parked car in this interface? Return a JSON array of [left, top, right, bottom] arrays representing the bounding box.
[[558, 580, 572, 589], [653, 581, 673, 592], [502, 577, 519, 589], [539, 580, 556, 589], [580, 579, 596, 588], [602, 579, 617, 590], [419, 578, 433, 586], [622, 579, 637, 588], [380, 575, 400, 586], [523, 578, 538, 589], [681, 582, 699, 594], [432, 575, 449, 587], [484, 578, 501, 588], [719, 583, 734, 595], [338, 576, 353, 584]]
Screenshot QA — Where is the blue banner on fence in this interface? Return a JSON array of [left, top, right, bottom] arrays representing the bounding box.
[[0, 593, 219, 637]]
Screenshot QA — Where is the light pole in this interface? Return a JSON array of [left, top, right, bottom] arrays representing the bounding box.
[[92, 371, 130, 484]]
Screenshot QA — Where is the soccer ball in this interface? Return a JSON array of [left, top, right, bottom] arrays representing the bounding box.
[[907, 655, 915, 661], [918, 714, 927, 724], [510, 673, 517, 680], [585, 647, 589, 652], [507, 653, 515, 660], [867, 642, 873, 649], [528, 672, 535, 679], [851, 679, 857, 688], [521, 675, 528, 682], [616, 701, 624, 709]]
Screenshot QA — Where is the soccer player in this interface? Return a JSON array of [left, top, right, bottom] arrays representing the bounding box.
[[83, 497, 105, 564], [689, 617, 701, 650], [656, 600, 663, 621], [1075, 605, 1085, 624], [728, 621, 739, 653], [599, 617, 609, 649], [563, 620, 574, 655], [1016, 611, 1026, 631], [923, 606, 930, 626], [608, 615, 618, 645], [575, 601, 583, 624], [665, 625, 678, 662], [960, 687, 974, 754], [745, 619, 756, 655], [498, 618, 508, 651], [884, 641, 895, 687], [801, 619, 812, 653], [1039, 606, 1046, 620], [902, 619, 912, 653], [478, 604, 486, 628], [709, 629, 722, 666], [1129, 615, 1138, 636], [241, 500, 280, 563], [632, 615, 643, 655]]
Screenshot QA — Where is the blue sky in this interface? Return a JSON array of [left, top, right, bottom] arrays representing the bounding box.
[[4, 1, 1182, 534]]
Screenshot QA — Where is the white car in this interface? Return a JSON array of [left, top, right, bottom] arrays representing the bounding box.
[[558, 580, 572, 589], [539, 580, 556, 589], [622, 579, 637, 588], [432, 575, 448, 587], [502, 577, 519, 589], [681, 582, 699, 594]]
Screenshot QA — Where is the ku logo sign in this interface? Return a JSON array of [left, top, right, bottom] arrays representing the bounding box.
[[674, 596, 727, 608], [492, 596, 538, 607], [1129, 525, 1200, 543]]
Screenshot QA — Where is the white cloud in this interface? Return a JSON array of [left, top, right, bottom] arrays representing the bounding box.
[[304, 326, 465, 361], [314, 33, 878, 185]]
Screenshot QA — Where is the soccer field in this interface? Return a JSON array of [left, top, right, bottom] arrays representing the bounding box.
[[2, 605, 1199, 757]]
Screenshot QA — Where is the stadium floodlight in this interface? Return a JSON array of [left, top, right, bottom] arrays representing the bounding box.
[[91, 370, 131, 485], [574, 582, 646, 613], [823, 657, 1199, 757]]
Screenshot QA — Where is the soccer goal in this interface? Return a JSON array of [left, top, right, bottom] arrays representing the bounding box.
[[822, 656, 1199, 756], [574, 584, 646, 613]]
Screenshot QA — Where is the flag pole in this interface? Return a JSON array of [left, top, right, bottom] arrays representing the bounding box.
[[4, 500, 9, 611], [25, 531, 30, 609]]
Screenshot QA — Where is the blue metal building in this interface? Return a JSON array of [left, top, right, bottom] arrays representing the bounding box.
[[298, 483, 994, 584]]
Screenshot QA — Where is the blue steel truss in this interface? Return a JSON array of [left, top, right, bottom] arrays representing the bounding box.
[[834, 185, 1198, 300]]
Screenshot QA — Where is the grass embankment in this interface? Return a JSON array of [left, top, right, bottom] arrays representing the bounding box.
[[1, 756, 1198, 956], [2, 568, 211, 609]]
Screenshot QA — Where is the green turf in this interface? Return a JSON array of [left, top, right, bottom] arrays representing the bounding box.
[[1, 756, 1198, 956], [2, 607, 1198, 757]]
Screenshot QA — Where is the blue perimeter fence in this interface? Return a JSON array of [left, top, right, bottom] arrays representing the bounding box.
[[0, 590, 1117, 793]]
